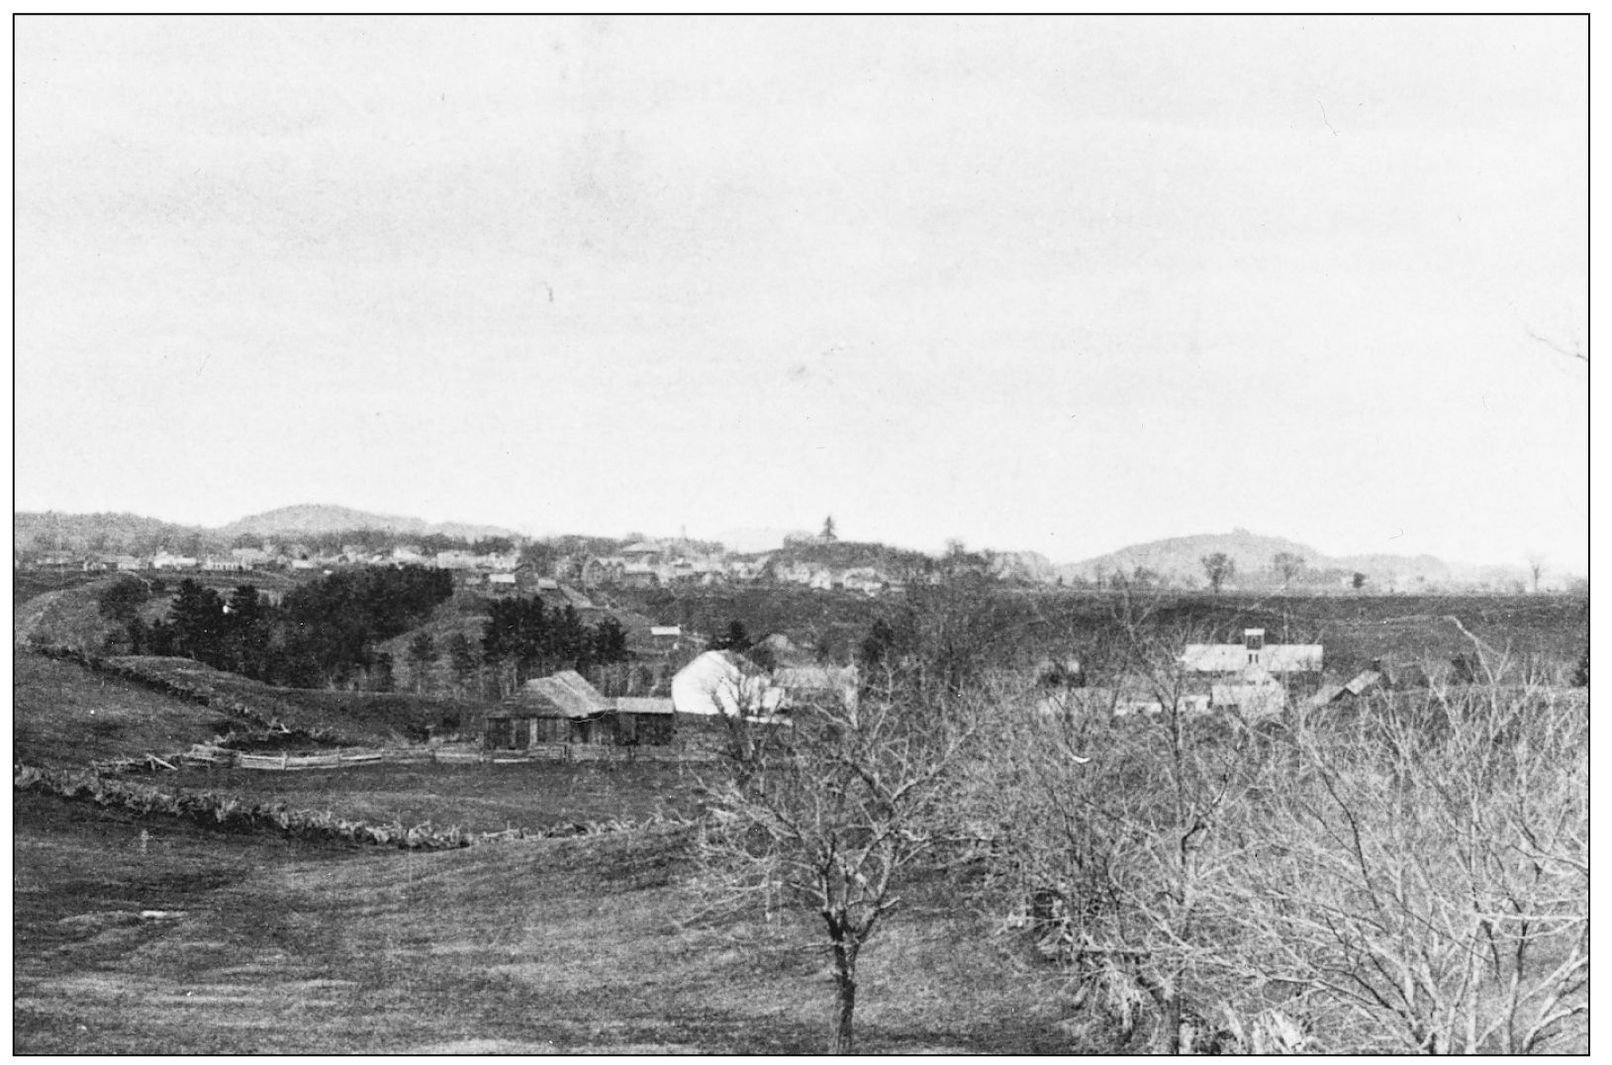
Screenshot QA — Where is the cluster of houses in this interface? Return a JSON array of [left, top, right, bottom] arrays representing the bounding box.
[[482, 626, 1444, 752], [558, 539, 899, 596], [24, 531, 913, 597], [24, 542, 525, 577], [1040, 629, 1328, 720], [484, 670, 680, 749], [484, 634, 859, 751]]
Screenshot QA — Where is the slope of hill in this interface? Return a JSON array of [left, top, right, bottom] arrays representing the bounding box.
[[220, 504, 520, 542], [13, 652, 233, 767], [1064, 529, 1455, 588], [766, 539, 931, 575], [14, 511, 211, 555]]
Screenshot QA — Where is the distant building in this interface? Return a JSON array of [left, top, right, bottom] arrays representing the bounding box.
[[153, 551, 199, 570], [771, 664, 859, 711], [1181, 629, 1323, 717], [231, 547, 272, 568], [1180, 629, 1323, 675]]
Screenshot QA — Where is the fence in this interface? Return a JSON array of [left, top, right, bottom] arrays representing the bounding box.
[[177, 742, 719, 771], [15, 761, 699, 852]]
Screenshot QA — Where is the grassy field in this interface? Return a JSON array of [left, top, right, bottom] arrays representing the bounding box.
[[99, 655, 487, 745], [14, 790, 1069, 1054], [1026, 591, 1588, 679], [164, 760, 708, 834], [13, 654, 236, 768]]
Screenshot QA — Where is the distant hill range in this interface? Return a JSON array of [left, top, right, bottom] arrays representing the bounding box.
[[14, 504, 521, 556], [15, 507, 1546, 591], [1061, 529, 1530, 591], [14, 511, 208, 556], [220, 504, 517, 542]]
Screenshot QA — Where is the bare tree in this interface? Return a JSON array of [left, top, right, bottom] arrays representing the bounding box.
[[966, 603, 1282, 1052], [1527, 553, 1546, 593], [698, 672, 982, 1053], [1233, 683, 1588, 1052]]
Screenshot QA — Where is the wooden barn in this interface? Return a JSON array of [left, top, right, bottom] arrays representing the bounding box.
[[613, 697, 677, 747], [485, 670, 614, 749]]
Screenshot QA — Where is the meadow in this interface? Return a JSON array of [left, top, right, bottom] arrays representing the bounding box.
[[14, 788, 1069, 1054]]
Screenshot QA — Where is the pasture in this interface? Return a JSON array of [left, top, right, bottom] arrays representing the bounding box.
[[14, 790, 1068, 1054], [13, 654, 235, 769]]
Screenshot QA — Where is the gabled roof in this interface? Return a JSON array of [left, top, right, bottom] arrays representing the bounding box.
[[1181, 644, 1324, 673], [616, 697, 676, 716], [495, 670, 611, 719]]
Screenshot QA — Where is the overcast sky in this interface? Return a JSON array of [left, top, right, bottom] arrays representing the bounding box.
[[14, 16, 1588, 569]]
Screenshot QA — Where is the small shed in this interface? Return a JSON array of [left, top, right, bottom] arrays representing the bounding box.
[[614, 697, 677, 746], [485, 670, 614, 748]]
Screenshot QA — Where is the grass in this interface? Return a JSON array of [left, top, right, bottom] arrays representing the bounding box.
[[102, 655, 486, 745], [14, 790, 1070, 1054], [163, 760, 708, 834], [13, 653, 236, 768]]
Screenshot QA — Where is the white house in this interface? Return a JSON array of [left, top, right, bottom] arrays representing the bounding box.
[[153, 551, 199, 570], [671, 650, 776, 718], [1181, 629, 1322, 718]]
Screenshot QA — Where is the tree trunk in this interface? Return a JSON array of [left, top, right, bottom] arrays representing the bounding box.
[[832, 943, 858, 1054], [833, 969, 857, 1053]]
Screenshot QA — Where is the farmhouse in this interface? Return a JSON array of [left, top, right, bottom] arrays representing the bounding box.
[[1181, 628, 1323, 716], [485, 670, 614, 748], [1181, 628, 1323, 676]]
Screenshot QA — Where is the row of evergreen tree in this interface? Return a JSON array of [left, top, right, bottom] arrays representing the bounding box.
[[103, 569, 633, 694], [108, 568, 454, 689]]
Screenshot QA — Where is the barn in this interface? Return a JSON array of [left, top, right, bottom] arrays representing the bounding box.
[[614, 697, 677, 746], [485, 670, 615, 749]]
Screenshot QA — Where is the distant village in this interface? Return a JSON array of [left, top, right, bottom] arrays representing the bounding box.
[[14, 528, 919, 598]]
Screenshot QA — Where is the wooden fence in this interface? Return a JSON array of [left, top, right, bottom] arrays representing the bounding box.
[[177, 743, 719, 772]]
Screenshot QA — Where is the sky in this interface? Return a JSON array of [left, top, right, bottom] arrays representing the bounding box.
[[14, 16, 1589, 570]]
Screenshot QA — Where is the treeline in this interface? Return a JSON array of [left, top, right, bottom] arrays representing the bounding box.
[[100, 571, 637, 697], [245, 528, 518, 556], [477, 597, 630, 695], [104, 567, 455, 690]]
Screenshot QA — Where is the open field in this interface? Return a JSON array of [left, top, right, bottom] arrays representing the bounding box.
[[13, 654, 236, 769], [14, 790, 1068, 1054], [98, 655, 487, 745], [1021, 591, 1587, 679]]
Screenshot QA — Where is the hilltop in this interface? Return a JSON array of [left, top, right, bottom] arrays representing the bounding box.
[[13, 505, 522, 556], [220, 504, 518, 542], [14, 511, 208, 556], [1065, 529, 1461, 590]]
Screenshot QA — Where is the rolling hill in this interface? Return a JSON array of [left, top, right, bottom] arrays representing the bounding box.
[[1063, 529, 1460, 589], [220, 504, 518, 541]]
